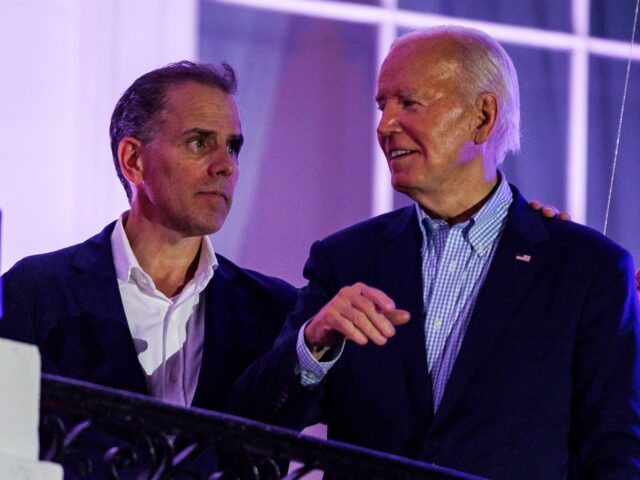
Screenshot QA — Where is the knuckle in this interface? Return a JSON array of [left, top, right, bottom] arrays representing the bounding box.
[[339, 285, 357, 297], [336, 315, 352, 330], [353, 311, 368, 326]]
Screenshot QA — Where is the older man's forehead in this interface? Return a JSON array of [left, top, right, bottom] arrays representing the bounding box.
[[379, 42, 460, 83]]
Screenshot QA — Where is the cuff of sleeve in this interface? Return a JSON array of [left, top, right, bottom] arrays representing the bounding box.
[[296, 322, 344, 387]]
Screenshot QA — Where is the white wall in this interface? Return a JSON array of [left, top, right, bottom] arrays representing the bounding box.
[[0, 0, 197, 273]]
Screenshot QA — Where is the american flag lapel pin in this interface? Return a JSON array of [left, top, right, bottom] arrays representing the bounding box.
[[515, 254, 531, 262]]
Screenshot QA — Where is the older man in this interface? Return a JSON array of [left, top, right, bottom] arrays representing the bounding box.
[[0, 62, 295, 412], [231, 26, 640, 479]]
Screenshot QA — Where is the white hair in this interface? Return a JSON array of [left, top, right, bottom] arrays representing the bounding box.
[[394, 25, 521, 164]]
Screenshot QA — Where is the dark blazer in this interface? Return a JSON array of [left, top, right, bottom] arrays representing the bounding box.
[[230, 186, 640, 480], [0, 221, 297, 413]]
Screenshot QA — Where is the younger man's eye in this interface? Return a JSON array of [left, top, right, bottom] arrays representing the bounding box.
[[228, 138, 243, 156], [191, 139, 203, 148]]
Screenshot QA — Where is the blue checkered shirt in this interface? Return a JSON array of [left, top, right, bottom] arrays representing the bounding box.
[[295, 175, 512, 392], [418, 174, 512, 412]]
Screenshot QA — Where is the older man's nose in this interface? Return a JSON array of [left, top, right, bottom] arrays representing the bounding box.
[[377, 114, 403, 137]]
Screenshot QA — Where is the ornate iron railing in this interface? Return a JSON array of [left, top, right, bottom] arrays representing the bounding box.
[[39, 374, 484, 480]]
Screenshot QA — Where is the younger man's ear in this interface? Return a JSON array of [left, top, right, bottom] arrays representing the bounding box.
[[118, 137, 144, 186]]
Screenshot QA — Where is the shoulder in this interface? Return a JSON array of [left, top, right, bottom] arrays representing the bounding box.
[[543, 218, 632, 274], [548, 217, 625, 252], [317, 206, 416, 248], [215, 254, 297, 300], [211, 255, 297, 332], [3, 223, 115, 285], [4, 244, 81, 288], [289, 207, 418, 280], [507, 186, 632, 268]]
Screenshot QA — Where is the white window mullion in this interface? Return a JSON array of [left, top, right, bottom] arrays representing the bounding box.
[[372, 0, 398, 216], [208, 0, 638, 58], [209, 0, 638, 224], [566, 0, 590, 224]]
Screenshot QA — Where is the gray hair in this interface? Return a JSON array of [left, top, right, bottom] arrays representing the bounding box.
[[395, 26, 521, 164]]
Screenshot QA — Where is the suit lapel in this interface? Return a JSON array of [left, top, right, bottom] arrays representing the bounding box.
[[427, 188, 550, 431], [67, 223, 147, 394], [192, 261, 239, 409], [376, 207, 434, 423]]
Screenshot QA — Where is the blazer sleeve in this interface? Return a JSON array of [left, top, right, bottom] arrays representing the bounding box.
[[0, 262, 38, 345], [228, 239, 340, 429], [571, 246, 640, 478]]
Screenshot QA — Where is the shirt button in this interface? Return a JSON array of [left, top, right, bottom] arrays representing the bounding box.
[[433, 319, 442, 330], [169, 371, 178, 383]]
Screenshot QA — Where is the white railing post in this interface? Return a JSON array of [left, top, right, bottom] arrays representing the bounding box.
[[0, 338, 62, 479]]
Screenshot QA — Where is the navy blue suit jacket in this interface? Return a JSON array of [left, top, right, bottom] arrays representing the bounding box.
[[230, 186, 640, 479], [0, 222, 297, 413]]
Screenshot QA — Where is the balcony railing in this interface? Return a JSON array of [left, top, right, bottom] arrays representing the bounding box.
[[39, 374, 484, 480]]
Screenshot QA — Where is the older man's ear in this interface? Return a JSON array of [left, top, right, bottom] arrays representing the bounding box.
[[529, 199, 571, 221]]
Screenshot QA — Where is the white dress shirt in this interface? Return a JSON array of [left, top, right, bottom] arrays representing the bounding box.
[[110, 214, 217, 406]]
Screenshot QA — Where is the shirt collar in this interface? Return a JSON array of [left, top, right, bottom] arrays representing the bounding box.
[[416, 172, 513, 256], [193, 233, 218, 289], [110, 213, 218, 293]]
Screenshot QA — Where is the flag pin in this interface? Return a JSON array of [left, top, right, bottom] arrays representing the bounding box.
[[515, 254, 531, 262]]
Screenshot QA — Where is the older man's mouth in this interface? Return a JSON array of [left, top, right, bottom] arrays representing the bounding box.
[[389, 149, 417, 159]]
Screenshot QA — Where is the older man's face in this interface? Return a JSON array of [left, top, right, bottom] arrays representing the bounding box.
[[375, 37, 485, 203]]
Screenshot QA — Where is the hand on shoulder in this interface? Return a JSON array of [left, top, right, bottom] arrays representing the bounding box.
[[529, 199, 571, 221]]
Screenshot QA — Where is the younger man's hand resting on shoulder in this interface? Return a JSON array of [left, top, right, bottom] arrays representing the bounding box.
[[529, 199, 571, 221], [304, 283, 410, 359]]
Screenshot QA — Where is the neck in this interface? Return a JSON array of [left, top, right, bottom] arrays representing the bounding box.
[[416, 170, 499, 225], [123, 209, 203, 297]]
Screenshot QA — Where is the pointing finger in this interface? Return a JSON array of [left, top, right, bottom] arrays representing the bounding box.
[[356, 283, 396, 312]]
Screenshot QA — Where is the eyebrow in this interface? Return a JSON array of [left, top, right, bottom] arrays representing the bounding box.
[[180, 127, 244, 145], [375, 90, 419, 104], [180, 127, 216, 139]]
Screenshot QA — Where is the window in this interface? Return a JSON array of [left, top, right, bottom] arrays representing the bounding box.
[[200, 0, 640, 284]]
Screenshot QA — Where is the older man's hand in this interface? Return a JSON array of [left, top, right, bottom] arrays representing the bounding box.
[[304, 283, 410, 358], [529, 199, 571, 221]]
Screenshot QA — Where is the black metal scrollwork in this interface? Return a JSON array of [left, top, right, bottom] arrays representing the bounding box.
[[39, 374, 483, 480]]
